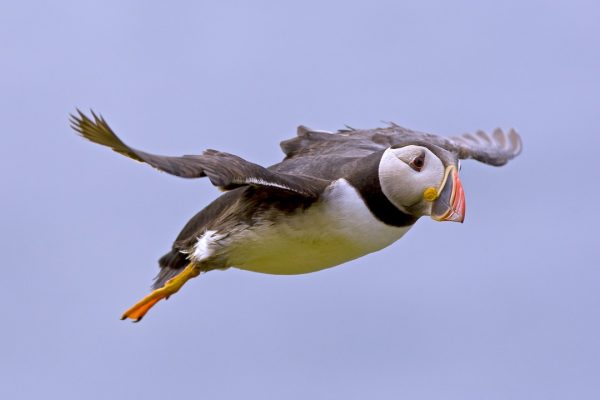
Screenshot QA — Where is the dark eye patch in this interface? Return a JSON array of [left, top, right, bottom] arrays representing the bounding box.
[[409, 151, 426, 172]]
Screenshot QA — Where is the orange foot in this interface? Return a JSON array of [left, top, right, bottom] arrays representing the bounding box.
[[121, 264, 200, 322]]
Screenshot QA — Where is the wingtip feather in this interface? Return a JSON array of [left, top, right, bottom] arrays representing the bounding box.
[[508, 128, 523, 156]]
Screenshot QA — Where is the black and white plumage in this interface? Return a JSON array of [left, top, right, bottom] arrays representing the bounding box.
[[70, 110, 522, 321]]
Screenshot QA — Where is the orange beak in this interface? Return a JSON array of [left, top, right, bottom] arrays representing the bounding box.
[[431, 166, 466, 223]]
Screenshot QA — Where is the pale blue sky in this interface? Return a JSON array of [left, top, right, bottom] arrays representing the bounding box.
[[1, 1, 599, 399]]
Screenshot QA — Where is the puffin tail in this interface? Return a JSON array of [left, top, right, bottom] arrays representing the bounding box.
[[153, 249, 189, 289]]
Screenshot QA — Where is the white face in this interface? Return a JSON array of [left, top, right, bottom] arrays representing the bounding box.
[[378, 145, 446, 216]]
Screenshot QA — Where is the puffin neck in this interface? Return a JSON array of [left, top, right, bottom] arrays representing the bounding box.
[[344, 151, 418, 227]]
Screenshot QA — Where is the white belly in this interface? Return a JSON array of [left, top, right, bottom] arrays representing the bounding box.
[[227, 179, 412, 275]]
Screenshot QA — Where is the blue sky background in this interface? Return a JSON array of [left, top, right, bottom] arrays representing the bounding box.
[[1, 1, 599, 399]]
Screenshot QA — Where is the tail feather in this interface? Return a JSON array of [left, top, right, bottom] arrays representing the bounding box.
[[153, 250, 189, 289]]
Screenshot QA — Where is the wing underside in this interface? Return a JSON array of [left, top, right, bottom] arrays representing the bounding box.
[[70, 110, 328, 197]]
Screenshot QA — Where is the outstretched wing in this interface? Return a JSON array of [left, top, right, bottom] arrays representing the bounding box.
[[279, 124, 522, 167], [364, 124, 523, 166], [70, 110, 328, 197]]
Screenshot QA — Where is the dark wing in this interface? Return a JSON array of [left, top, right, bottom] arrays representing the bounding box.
[[362, 124, 523, 166], [70, 110, 328, 197], [276, 124, 522, 176]]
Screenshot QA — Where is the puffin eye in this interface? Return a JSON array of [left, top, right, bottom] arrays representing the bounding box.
[[409, 153, 425, 172]]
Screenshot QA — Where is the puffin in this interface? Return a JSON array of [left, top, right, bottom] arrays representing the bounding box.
[[70, 110, 522, 322]]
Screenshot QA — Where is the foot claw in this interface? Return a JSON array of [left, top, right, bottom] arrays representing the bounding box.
[[120, 264, 200, 322]]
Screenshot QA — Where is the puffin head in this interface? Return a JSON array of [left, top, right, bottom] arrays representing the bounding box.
[[378, 145, 466, 222]]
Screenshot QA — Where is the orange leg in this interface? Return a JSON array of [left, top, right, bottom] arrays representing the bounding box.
[[121, 263, 200, 322]]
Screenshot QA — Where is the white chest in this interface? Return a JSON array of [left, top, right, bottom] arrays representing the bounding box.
[[227, 179, 412, 275]]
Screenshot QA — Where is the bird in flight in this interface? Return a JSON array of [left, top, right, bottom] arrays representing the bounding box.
[[70, 110, 522, 322]]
